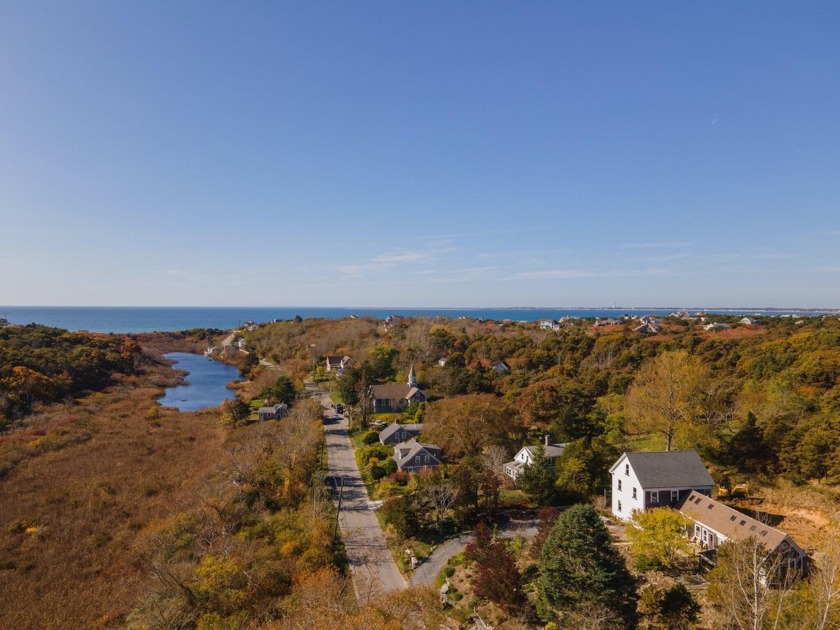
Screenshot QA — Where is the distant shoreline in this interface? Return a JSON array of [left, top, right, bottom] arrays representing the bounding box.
[[1, 305, 837, 335]]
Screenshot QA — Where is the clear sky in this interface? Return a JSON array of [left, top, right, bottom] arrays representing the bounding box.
[[1, 2, 839, 308]]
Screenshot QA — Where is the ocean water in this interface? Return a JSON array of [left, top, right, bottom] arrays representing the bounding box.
[[158, 352, 240, 412], [0, 305, 833, 334]]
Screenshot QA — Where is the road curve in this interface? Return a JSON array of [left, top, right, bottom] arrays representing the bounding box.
[[313, 388, 407, 603], [411, 517, 539, 586]]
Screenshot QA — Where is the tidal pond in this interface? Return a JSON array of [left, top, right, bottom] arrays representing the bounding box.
[[158, 352, 240, 411]]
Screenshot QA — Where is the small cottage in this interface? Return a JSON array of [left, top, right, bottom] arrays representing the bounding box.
[[504, 437, 568, 481], [393, 439, 443, 472], [379, 422, 423, 445]]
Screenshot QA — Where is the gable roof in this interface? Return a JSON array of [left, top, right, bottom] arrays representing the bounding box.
[[611, 450, 714, 489], [370, 383, 426, 401], [370, 383, 413, 399], [522, 443, 567, 459], [393, 439, 443, 468], [679, 491, 800, 554], [379, 422, 422, 442]]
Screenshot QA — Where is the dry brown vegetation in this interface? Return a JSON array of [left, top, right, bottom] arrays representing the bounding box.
[[0, 348, 231, 629]]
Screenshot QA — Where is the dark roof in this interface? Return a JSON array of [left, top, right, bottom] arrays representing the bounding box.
[[379, 422, 422, 442], [393, 439, 443, 468], [613, 450, 714, 489]]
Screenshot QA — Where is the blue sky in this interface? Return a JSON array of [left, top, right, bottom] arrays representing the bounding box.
[[1, 2, 839, 308]]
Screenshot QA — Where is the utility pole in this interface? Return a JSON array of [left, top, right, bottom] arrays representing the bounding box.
[[333, 474, 345, 543]]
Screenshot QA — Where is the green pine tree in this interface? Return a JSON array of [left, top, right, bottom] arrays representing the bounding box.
[[538, 504, 638, 628]]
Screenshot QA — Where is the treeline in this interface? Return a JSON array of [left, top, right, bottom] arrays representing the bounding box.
[[0, 325, 143, 424], [246, 315, 840, 490]]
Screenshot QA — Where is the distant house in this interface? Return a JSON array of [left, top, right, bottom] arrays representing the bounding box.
[[492, 360, 511, 375], [504, 437, 568, 481], [540, 320, 560, 331], [740, 317, 759, 326], [257, 403, 289, 421], [594, 318, 620, 327], [379, 422, 423, 445], [393, 439, 443, 472], [609, 450, 715, 521], [634, 321, 661, 335], [325, 355, 351, 372], [679, 490, 807, 576], [704, 322, 731, 331], [369, 383, 427, 413], [437, 357, 448, 367]]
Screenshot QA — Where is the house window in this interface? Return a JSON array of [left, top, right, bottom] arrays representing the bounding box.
[[425, 455, 430, 463], [702, 529, 708, 544], [671, 490, 679, 503], [647, 491, 658, 504], [632, 487, 637, 500], [414, 456, 420, 463], [617, 500, 622, 513], [625, 464, 629, 476], [694, 524, 701, 539], [617, 479, 622, 492]]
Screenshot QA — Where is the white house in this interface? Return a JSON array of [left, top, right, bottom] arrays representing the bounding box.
[[504, 437, 567, 481], [609, 450, 714, 521], [325, 355, 351, 372]]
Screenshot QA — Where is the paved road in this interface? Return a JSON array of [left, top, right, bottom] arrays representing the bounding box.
[[411, 516, 539, 586], [313, 387, 407, 603]]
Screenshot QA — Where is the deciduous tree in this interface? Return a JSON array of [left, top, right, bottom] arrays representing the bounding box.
[[624, 350, 711, 451]]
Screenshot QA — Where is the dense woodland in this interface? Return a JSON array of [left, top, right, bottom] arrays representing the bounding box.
[[246, 314, 840, 489], [0, 325, 143, 426]]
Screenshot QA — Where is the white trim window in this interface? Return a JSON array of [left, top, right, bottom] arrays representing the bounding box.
[[617, 500, 622, 513], [617, 479, 622, 491], [632, 487, 637, 500], [671, 490, 679, 503], [647, 491, 659, 505]]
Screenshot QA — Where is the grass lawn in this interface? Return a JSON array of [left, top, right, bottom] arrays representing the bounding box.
[[625, 434, 666, 451]]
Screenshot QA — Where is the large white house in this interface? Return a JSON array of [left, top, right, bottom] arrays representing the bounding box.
[[609, 450, 714, 521]]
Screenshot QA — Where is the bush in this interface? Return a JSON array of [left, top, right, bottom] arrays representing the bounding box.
[[389, 470, 410, 486], [370, 464, 386, 480], [362, 431, 380, 445]]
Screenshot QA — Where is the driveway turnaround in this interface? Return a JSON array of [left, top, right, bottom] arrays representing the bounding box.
[[317, 391, 407, 603]]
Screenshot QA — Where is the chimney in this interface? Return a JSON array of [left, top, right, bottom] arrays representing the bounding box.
[[544, 435, 549, 447]]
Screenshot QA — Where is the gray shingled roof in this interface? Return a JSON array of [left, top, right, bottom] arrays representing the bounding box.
[[392, 439, 442, 468], [523, 444, 567, 459], [378, 422, 422, 443], [618, 450, 714, 489]]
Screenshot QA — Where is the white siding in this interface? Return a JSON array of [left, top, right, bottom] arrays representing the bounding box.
[[611, 454, 645, 520]]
